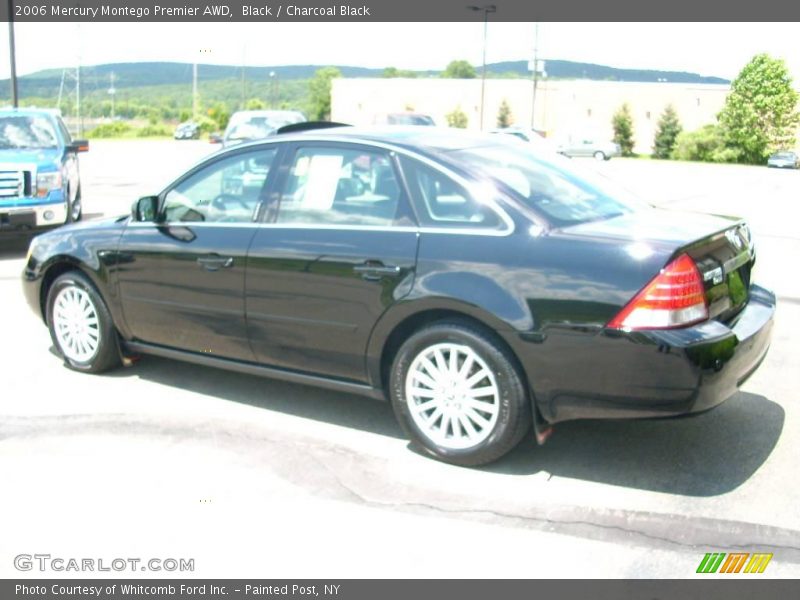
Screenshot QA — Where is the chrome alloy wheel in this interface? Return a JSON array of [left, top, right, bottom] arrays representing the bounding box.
[[405, 343, 500, 450], [52, 286, 101, 362]]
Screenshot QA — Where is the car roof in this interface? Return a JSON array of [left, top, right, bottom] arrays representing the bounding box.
[[288, 126, 506, 153], [0, 107, 62, 118]]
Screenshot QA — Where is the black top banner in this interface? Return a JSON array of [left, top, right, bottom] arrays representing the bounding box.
[[2, 0, 800, 22]]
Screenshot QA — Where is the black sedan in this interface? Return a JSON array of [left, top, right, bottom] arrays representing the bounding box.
[[22, 127, 775, 466]]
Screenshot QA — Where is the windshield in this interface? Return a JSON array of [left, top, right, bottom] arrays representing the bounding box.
[[0, 115, 59, 150], [388, 114, 435, 126], [225, 118, 275, 141], [452, 143, 648, 227]]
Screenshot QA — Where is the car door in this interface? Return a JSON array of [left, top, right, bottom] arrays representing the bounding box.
[[117, 146, 279, 360], [245, 142, 419, 382]]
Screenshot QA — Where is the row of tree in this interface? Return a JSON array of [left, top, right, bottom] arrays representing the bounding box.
[[611, 54, 799, 163]]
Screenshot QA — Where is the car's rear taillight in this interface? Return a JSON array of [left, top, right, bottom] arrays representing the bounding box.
[[607, 254, 708, 330]]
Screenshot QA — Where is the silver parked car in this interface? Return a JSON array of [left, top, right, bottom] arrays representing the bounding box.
[[223, 110, 306, 148], [767, 151, 799, 169], [558, 136, 621, 161]]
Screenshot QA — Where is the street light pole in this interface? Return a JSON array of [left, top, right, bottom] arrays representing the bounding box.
[[8, 0, 19, 108], [467, 4, 496, 131], [530, 23, 539, 130]]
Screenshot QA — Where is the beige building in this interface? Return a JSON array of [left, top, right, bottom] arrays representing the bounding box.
[[332, 78, 735, 154]]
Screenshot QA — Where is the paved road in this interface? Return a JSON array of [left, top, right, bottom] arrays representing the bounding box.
[[1, 142, 798, 578]]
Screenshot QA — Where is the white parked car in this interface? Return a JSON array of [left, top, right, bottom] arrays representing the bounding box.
[[557, 136, 622, 161]]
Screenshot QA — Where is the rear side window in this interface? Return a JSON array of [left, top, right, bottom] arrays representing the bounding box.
[[400, 156, 504, 230], [276, 146, 403, 226], [453, 144, 642, 227]]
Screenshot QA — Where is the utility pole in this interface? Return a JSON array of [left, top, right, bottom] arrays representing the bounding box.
[[240, 43, 246, 109], [530, 23, 539, 130], [57, 70, 66, 110], [108, 72, 117, 119], [192, 62, 198, 120], [76, 23, 82, 136], [8, 0, 19, 107], [467, 4, 496, 131]]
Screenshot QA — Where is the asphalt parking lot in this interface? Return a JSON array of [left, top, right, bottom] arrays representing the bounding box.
[[1, 140, 799, 578]]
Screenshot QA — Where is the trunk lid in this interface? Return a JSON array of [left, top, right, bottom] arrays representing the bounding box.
[[563, 208, 756, 323]]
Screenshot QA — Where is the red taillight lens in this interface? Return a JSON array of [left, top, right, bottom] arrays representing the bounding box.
[[607, 254, 708, 330]]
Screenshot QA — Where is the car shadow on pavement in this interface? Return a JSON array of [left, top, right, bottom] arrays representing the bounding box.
[[112, 355, 783, 497], [488, 391, 784, 496], [114, 355, 406, 439], [0, 234, 34, 258]]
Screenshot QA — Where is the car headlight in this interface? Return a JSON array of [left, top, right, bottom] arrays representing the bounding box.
[[36, 171, 63, 197]]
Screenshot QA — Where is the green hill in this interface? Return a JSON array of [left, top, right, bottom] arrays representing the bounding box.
[[0, 59, 729, 123]]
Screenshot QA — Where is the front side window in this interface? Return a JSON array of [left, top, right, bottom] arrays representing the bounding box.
[[163, 148, 277, 223], [277, 146, 402, 226], [400, 156, 504, 230]]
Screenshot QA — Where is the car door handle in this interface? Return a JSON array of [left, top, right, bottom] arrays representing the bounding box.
[[197, 255, 234, 271], [354, 262, 402, 281]]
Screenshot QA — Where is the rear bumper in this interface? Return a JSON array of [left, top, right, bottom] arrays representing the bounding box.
[[511, 284, 776, 423]]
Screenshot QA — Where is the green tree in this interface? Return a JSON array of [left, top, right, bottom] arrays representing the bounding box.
[[612, 103, 635, 156], [446, 106, 469, 128], [496, 99, 513, 128], [718, 53, 800, 164], [207, 102, 230, 131], [653, 104, 683, 159], [441, 60, 476, 79], [245, 98, 267, 110], [307, 67, 342, 120], [383, 67, 417, 78]]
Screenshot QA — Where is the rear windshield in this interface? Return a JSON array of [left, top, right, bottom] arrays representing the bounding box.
[[388, 114, 435, 126], [452, 143, 645, 227], [0, 115, 60, 150]]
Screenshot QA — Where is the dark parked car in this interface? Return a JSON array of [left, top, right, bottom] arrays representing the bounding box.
[[173, 121, 200, 140], [22, 127, 775, 466], [767, 151, 799, 169]]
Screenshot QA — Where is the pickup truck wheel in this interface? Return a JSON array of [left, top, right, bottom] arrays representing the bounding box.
[[46, 271, 120, 373], [593, 150, 607, 161], [390, 321, 531, 466], [66, 186, 82, 223]]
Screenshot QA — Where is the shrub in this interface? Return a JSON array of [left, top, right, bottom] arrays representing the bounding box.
[[135, 124, 172, 137], [446, 106, 469, 128], [497, 99, 513, 128], [86, 122, 132, 138], [670, 124, 742, 163]]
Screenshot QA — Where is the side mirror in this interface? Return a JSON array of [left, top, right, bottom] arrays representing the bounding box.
[[132, 196, 159, 222], [209, 133, 223, 144], [70, 139, 89, 153]]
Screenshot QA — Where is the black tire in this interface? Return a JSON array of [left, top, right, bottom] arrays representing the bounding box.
[[389, 320, 531, 467], [593, 150, 606, 161], [46, 271, 121, 373], [66, 185, 82, 223]]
